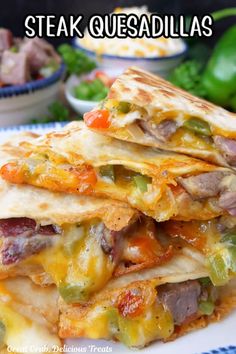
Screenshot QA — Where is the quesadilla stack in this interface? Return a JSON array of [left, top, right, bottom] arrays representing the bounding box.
[[1, 67, 236, 349], [0, 133, 207, 349], [84, 66, 236, 168]]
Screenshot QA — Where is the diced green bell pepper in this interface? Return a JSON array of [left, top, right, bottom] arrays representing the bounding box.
[[199, 301, 215, 315], [99, 165, 115, 182], [133, 175, 152, 192], [183, 118, 211, 136], [221, 232, 236, 246], [74, 82, 92, 100], [228, 246, 236, 272], [117, 102, 131, 114], [59, 283, 89, 303], [92, 88, 109, 102], [208, 252, 230, 286]]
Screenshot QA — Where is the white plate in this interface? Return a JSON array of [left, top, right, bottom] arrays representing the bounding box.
[[0, 122, 235, 354]]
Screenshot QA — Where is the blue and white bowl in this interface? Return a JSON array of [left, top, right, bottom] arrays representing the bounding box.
[[73, 39, 187, 78], [0, 64, 65, 127]]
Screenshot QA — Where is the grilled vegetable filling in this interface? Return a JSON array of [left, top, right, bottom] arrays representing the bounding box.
[[101, 99, 236, 167], [163, 219, 236, 286], [0, 217, 120, 303], [139, 115, 236, 167], [0, 160, 153, 205], [0, 217, 175, 303], [61, 279, 218, 348]]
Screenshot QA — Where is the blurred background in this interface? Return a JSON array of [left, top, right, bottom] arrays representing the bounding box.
[[1, 0, 236, 45], [0, 0, 235, 126]]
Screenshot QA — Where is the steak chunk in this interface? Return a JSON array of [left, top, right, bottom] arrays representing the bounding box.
[[219, 191, 236, 216], [177, 171, 226, 199], [0, 28, 13, 52], [158, 280, 201, 325], [20, 37, 61, 72], [139, 119, 177, 142], [0, 217, 61, 238], [0, 217, 61, 265], [214, 136, 236, 166], [1, 235, 54, 265], [90, 222, 122, 262], [0, 217, 36, 238], [0, 51, 30, 85]]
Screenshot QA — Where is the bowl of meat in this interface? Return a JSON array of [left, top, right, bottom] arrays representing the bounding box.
[[0, 29, 64, 126]]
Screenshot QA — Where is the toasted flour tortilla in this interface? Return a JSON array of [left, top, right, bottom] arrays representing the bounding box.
[[0, 276, 60, 354], [2, 121, 236, 221], [87, 66, 236, 168], [0, 178, 137, 230]]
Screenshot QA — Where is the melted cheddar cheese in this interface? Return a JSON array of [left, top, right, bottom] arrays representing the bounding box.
[[0, 281, 60, 354], [59, 282, 174, 348], [163, 219, 236, 286], [24, 221, 115, 303]]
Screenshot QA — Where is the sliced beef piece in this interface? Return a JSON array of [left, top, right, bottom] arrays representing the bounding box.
[[0, 51, 30, 85], [0, 218, 36, 238], [20, 37, 61, 72], [0, 217, 61, 237], [0, 217, 61, 265], [38, 224, 61, 235], [214, 136, 236, 166], [177, 171, 226, 199], [12, 37, 23, 49], [139, 119, 177, 142], [90, 222, 122, 261], [1, 235, 55, 265], [0, 29, 13, 51], [219, 191, 236, 216], [158, 280, 201, 325]]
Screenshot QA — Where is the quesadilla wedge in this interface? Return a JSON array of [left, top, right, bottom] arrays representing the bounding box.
[[0, 168, 235, 295], [59, 257, 236, 348], [0, 177, 145, 303], [3, 122, 236, 221], [0, 276, 60, 353], [84, 66, 236, 168], [0, 134, 189, 305]]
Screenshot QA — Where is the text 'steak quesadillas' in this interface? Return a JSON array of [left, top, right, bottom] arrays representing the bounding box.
[[83, 66, 236, 168], [3, 122, 236, 222]]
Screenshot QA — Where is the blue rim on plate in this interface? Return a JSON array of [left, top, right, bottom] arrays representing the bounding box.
[[0, 63, 65, 99], [72, 38, 188, 61], [200, 346, 236, 354], [0, 121, 68, 132]]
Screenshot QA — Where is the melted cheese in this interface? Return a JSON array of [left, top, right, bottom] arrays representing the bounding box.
[[60, 283, 174, 348], [169, 128, 215, 151], [0, 281, 60, 354], [29, 222, 115, 301]]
